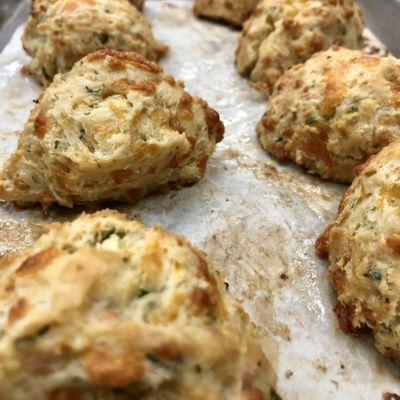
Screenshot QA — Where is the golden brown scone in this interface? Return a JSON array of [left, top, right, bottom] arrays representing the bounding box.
[[256, 47, 400, 183], [316, 141, 400, 360], [235, 0, 364, 96], [0, 210, 278, 400], [22, 0, 166, 86], [0, 49, 224, 209], [193, 0, 259, 28]]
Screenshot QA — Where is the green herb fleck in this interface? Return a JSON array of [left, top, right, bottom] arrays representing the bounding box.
[[79, 129, 86, 140], [100, 33, 109, 44], [147, 354, 161, 363], [100, 228, 116, 242], [138, 289, 149, 298], [271, 389, 282, 400], [194, 364, 202, 373], [305, 116, 317, 125], [54, 140, 60, 149], [31, 174, 39, 183], [350, 105, 359, 113], [37, 325, 50, 336], [364, 269, 381, 281], [85, 86, 102, 94], [15, 325, 50, 348]]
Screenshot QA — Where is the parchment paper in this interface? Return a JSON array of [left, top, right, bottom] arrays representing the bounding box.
[[0, 2, 398, 398]]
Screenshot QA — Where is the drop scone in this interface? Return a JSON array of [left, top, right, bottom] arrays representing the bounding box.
[[256, 47, 400, 183], [0, 49, 224, 209], [22, 0, 166, 86], [316, 141, 400, 360], [193, 0, 259, 28], [235, 0, 364, 96], [0, 210, 278, 400]]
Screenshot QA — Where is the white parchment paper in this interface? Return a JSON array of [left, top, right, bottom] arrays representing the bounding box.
[[0, 2, 399, 398]]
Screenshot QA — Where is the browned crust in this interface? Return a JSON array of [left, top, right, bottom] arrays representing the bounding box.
[[242, 387, 266, 400], [45, 387, 85, 400], [110, 169, 134, 184], [110, 79, 157, 96], [382, 393, 400, 400], [85, 351, 145, 387], [299, 128, 332, 167], [86, 49, 163, 74], [8, 297, 28, 323], [329, 267, 347, 295], [333, 302, 370, 336], [193, 3, 245, 29], [10, 176, 203, 213], [129, 0, 144, 11], [16, 247, 60, 276], [204, 104, 225, 143], [387, 234, 400, 257], [62, 0, 95, 14], [152, 341, 183, 362], [315, 224, 333, 259], [34, 114, 50, 138]]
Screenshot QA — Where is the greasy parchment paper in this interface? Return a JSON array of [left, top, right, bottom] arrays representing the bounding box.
[[0, 2, 399, 398]]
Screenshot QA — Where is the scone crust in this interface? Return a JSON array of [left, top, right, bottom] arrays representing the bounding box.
[[129, 0, 144, 10], [317, 141, 400, 359], [22, 0, 166, 86], [236, 0, 364, 95], [193, 0, 259, 28], [0, 210, 276, 400], [256, 47, 400, 183], [0, 49, 224, 209]]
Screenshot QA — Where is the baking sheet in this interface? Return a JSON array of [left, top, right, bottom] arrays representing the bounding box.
[[0, 1, 399, 398]]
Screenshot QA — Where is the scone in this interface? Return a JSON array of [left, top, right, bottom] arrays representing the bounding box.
[[316, 141, 400, 360], [22, 0, 166, 86], [235, 0, 364, 95], [0, 210, 278, 400], [256, 47, 400, 183], [193, 0, 259, 28], [0, 49, 224, 209]]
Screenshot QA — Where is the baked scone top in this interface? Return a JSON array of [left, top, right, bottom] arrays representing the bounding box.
[[236, 0, 364, 95], [0, 210, 277, 400], [193, 0, 259, 28], [257, 46, 400, 183], [0, 49, 224, 209], [317, 141, 400, 359], [22, 0, 167, 86]]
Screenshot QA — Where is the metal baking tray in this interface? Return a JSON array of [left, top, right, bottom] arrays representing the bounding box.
[[0, 1, 399, 399]]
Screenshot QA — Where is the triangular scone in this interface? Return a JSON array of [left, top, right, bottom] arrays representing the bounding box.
[[0, 50, 224, 209]]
